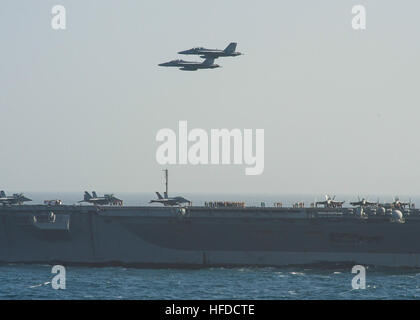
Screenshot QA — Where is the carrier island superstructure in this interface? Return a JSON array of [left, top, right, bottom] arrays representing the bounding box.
[[1, 192, 420, 268]]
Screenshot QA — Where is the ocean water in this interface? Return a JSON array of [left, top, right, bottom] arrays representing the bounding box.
[[1, 264, 420, 300], [1, 193, 420, 300]]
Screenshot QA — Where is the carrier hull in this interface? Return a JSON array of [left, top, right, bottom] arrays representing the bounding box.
[[1, 205, 420, 267]]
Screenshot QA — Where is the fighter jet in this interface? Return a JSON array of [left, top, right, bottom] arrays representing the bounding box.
[[149, 192, 190, 207], [381, 197, 412, 209], [149, 169, 190, 206], [0, 191, 32, 205], [350, 197, 378, 207], [315, 195, 345, 208], [79, 191, 123, 206], [158, 58, 220, 71], [178, 42, 242, 59]]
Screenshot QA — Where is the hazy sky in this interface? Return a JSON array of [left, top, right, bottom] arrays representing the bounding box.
[[1, 0, 419, 195]]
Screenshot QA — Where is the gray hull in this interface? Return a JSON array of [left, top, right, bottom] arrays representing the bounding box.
[[1, 205, 420, 267]]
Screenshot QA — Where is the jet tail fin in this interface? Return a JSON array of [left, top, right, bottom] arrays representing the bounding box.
[[164, 192, 168, 199], [156, 192, 163, 200], [92, 191, 98, 198], [84, 191, 92, 201], [223, 42, 237, 53], [0, 191, 5, 198]]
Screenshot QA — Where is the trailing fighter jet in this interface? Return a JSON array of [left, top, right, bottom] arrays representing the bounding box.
[[0, 191, 32, 205], [315, 195, 345, 208], [149, 192, 190, 207], [178, 42, 242, 59], [158, 57, 220, 71], [350, 197, 378, 207], [79, 191, 122, 206]]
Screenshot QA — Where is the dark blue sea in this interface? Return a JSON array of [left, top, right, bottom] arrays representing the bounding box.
[[1, 193, 420, 300], [1, 264, 420, 299]]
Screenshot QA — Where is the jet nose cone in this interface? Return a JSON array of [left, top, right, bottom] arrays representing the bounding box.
[[158, 62, 171, 67]]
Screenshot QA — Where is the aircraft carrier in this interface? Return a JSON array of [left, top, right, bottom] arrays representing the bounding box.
[[1, 200, 420, 268]]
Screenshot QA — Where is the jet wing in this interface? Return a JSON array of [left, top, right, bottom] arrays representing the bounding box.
[[365, 201, 377, 206]]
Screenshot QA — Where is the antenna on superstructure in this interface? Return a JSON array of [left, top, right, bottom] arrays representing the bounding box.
[[163, 169, 168, 199]]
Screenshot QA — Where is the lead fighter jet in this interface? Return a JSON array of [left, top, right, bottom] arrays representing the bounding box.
[[178, 42, 242, 59], [158, 57, 220, 71]]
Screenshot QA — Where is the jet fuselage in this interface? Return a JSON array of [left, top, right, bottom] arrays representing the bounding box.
[[158, 59, 220, 71]]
